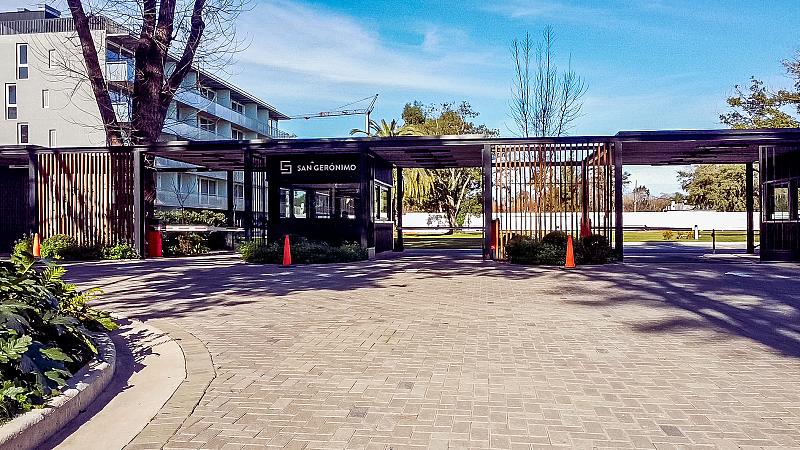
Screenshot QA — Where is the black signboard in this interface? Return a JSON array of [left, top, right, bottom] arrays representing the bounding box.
[[272, 155, 361, 183]]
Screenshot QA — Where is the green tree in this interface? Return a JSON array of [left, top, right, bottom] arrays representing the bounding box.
[[350, 119, 411, 137], [677, 165, 758, 211], [720, 52, 800, 129], [400, 102, 498, 230]]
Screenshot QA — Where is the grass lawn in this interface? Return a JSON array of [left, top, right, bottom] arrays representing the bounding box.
[[624, 230, 759, 243], [402, 230, 758, 248], [403, 232, 482, 249]]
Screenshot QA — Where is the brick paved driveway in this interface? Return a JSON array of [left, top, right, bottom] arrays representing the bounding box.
[[66, 251, 800, 449]]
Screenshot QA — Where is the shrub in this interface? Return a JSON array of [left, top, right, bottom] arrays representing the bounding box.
[[40, 234, 75, 260], [102, 243, 138, 260], [155, 209, 226, 226], [0, 250, 117, 421], [541, 230, 569, 248], [163, 233, 210, 257], [12, 234, 33, 256], [506, 232, 614, 266], [505, 235, 542, 265], [662, 230, 674, 240], [579, 234, 614, 264], [676, 231, 693, 240], [240, 237, 367, 264]]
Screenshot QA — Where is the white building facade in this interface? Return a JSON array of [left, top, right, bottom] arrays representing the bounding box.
[[0, 5, 289, 214]]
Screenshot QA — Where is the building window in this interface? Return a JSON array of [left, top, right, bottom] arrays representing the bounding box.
[[48, 129, 56, 147], [5, 84, 17, 120], [199, 178, 218, 204], [231, 128, 245, 140], [231, 100, 244, 114], [374, 183, 391, 221], [198, 116, 216, 133], [48, 49, 55, 68], [42, 89, 49, 108], [17, 123, 29, 144], [199, 86, 216, 101], [314, 190, 332, 218], [17, 44, 29, 80]]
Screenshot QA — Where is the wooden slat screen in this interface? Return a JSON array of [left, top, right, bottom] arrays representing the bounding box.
[[37, 151, 134, 246], [491, 142, 615, 259]]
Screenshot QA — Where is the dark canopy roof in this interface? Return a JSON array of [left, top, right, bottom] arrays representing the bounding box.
[[2, 128, 799, 169]]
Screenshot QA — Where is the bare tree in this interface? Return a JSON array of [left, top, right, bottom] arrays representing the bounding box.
[[65, 0, 248, 145], [510, 26, 586, 138]]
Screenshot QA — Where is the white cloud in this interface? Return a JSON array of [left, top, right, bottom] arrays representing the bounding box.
[[235, 0, 506, 97]]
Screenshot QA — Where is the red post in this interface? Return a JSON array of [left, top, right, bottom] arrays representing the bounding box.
[[146, 230, 162, 257], [32, 233, 41, 258]]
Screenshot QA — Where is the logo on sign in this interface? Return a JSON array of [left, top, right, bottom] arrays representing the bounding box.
[[279, 160, 292, 174]]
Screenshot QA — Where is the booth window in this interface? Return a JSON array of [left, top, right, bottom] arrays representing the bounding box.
[[766, 182, 790, 221], [279, 188, 290, 218], [315, 190, 332, 218], [338, 196, 355, 219], [374, 184, 391, 221], [293, 189, 307, 218]]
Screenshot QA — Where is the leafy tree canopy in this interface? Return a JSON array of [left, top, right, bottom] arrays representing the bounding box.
[[677, 165, 757, 212], [720, 52, 800, 129]]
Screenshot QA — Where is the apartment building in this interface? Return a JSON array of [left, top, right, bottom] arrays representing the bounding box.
[[0, 5, 289, 214]]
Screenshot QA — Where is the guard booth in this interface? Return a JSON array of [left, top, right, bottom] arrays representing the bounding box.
[[259, 152, 395, 253]]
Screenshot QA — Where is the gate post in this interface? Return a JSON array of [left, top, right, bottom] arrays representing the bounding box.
[[745, 161, 755, 254], [613, 141, 624, 261], [482, 144, 493, 260]]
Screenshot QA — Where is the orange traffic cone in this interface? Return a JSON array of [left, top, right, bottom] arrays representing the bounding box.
[[282, 235, 292, 266], [32, 233, 41, 258], [564, 234, 576, 269]]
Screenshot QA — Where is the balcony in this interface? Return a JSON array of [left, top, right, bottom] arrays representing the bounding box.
[[163, 121, 229, 141], [174, 89, 291, 138]]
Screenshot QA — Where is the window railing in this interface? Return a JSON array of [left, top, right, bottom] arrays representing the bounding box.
[[174, 89, 291, 139]]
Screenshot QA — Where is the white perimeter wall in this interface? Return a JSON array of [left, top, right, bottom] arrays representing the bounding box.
[[402, 211, 759, 232]]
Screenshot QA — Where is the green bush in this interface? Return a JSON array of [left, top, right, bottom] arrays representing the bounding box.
[[506, 232, 614, 266], [13, 235, 137, 261], [579, 234, 614, 264], [154, 209, 226, 226], [505, 235, 542, 265], [163, 233, 210, 257], [40, 235, 75, 260], [102, 243, 138, 260], [0, 250, 117, 421], [240, 237, 367, 264], [541, 230, 569, 248]]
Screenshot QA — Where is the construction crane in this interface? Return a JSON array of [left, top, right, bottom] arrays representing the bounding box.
[[288, 94, 379, 136]]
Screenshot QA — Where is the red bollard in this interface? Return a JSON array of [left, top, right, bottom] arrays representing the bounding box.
[[282, 235, 292, 266], [32, 233, 41, 258]]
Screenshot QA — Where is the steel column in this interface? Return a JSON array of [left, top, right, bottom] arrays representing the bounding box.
[[226, 170, 235, 227], [613, 141, 624, 260], [745, 161, 755, 254], [395, 166, 404, 252], [133, 150, 145, 258], [482, 144, 492, 260], [27, 150, 38, 234], [243, 149, 254, 240]]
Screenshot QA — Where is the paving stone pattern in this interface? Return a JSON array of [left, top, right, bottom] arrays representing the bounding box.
[[66, 251, 800, 449]]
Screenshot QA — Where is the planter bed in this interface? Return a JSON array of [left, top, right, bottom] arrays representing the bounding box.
[[0, 333, 116, 450]]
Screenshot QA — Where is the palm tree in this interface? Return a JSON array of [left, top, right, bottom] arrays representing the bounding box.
[[350, 119, 413, 137]]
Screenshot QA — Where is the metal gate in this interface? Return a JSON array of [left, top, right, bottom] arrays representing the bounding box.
[[491, 141, 616, 258]]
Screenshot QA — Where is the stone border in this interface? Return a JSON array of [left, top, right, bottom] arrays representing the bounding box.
[[123, 320, 215, 450], [0, 332, 116, 450]]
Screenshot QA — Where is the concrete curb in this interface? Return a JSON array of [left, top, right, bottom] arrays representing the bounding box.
[[0, 333, 116, 450]]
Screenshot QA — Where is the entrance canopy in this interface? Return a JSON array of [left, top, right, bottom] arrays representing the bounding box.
[[3, 128, 800, 169]]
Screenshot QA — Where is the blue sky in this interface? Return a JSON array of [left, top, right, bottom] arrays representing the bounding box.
[[9, 0, 800, 193]]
